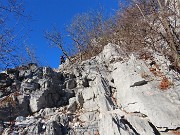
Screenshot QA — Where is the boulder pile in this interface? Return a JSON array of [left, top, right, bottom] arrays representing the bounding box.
[[0, 43, 180, 135]]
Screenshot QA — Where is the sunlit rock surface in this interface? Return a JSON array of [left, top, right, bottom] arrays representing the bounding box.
[[0, 43, 179, 135]]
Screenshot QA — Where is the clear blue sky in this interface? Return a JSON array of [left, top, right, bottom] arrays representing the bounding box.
[[25, 0, 119, 68]]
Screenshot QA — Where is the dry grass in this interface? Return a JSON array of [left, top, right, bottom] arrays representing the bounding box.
[[0, 91, 20, 108], [94, 130, 100, 135], [171, 130, 180, 135], [159, 77, 170, 90]]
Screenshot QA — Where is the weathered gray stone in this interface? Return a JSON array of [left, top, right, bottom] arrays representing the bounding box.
[[1, 44, 180, 135], [0, 78, 13, 88], [2, 128, 11, 135], [29, 90, 47, 113], [16, 116, 26, 122], [72, 121, 99, 135], [76, 91, 84, 107], [14, 115, 64, 135], [0, 94, 30, 121], [38, 79, 51, 89], [6, 68, 19, 75], [19, 70, 32, 79], [21, 82, 40, 93], [83, 98, 99, 111], [82, 77, 89, 87], [96, 95, 114, 112], [12, 80, 21, 89], [112, 55, 180, 129], [45, 121, 63, 135], [0, 121, 4, 135], [43, 67, 53, 77], [99, 43, 125, 64], [67, 97, 77, 112], [38, 108, 56, 117], [79, 111, 99, 122], [126, 114, 157, 135], [28, 63, 38, 71], [82, 87, 95, 101], [0, 91, 3, 97], [52, 113, 69, 127], [67, 73, 76, 79], [62, 89, 75, 99], [26, 121, 43, 134], [66, 79, 77, 89], [29, 86, 74, 113], [0, 73, 8, 80], [99, 113, 134, 135], [95, 76, 111, 97], [32, 67, 43, 79]]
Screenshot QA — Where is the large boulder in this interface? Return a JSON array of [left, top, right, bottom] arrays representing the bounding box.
[[112, 55, 180, 129], [0, 94, 30, 121]]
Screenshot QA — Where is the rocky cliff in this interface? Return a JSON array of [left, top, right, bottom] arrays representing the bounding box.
[[0, 43, 180, 135]]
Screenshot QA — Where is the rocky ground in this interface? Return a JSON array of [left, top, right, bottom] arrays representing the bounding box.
[[0, 43, 180, 135]]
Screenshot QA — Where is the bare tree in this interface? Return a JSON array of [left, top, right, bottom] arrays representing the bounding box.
[[133, 0, 180, 66], [0, 0, 37, 70], [44, 0, 179, 66], [66, 9, 106, 61], [45, 27, 71, 63], [156, 0, 180, 66], [107, 0, 180, 67]]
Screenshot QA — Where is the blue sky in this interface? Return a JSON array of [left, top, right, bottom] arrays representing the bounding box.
[[25, 0, 119, 68]]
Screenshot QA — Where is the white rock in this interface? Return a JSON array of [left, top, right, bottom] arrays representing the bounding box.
[[82, 87, 95, 101], [112, 55, 180, 129]]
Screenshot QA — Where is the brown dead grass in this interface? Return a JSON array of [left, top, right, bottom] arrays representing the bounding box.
[[159, 77, 170, 90], [94, 131, 100, 135], [172, 131, 180, 135]]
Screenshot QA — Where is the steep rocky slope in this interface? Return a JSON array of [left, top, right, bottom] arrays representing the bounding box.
[[0, 43, 180, 135]]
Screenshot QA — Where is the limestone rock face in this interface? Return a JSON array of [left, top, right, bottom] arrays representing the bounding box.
[[111, 55, 180, 129], [0, 64, 76, 121], [0, 44, 180, 135]]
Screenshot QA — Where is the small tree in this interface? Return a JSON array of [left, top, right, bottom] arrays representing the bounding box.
[[111, 0, 180, 67], [45, 27, 71, 63], [66, 9, 106, 60], [134, 0, 180, 66], [156, 0, 180, 66]]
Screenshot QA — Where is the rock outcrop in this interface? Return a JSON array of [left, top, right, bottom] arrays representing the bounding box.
[[0, 43, 180, 135], [0, 64, 75, 122]]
